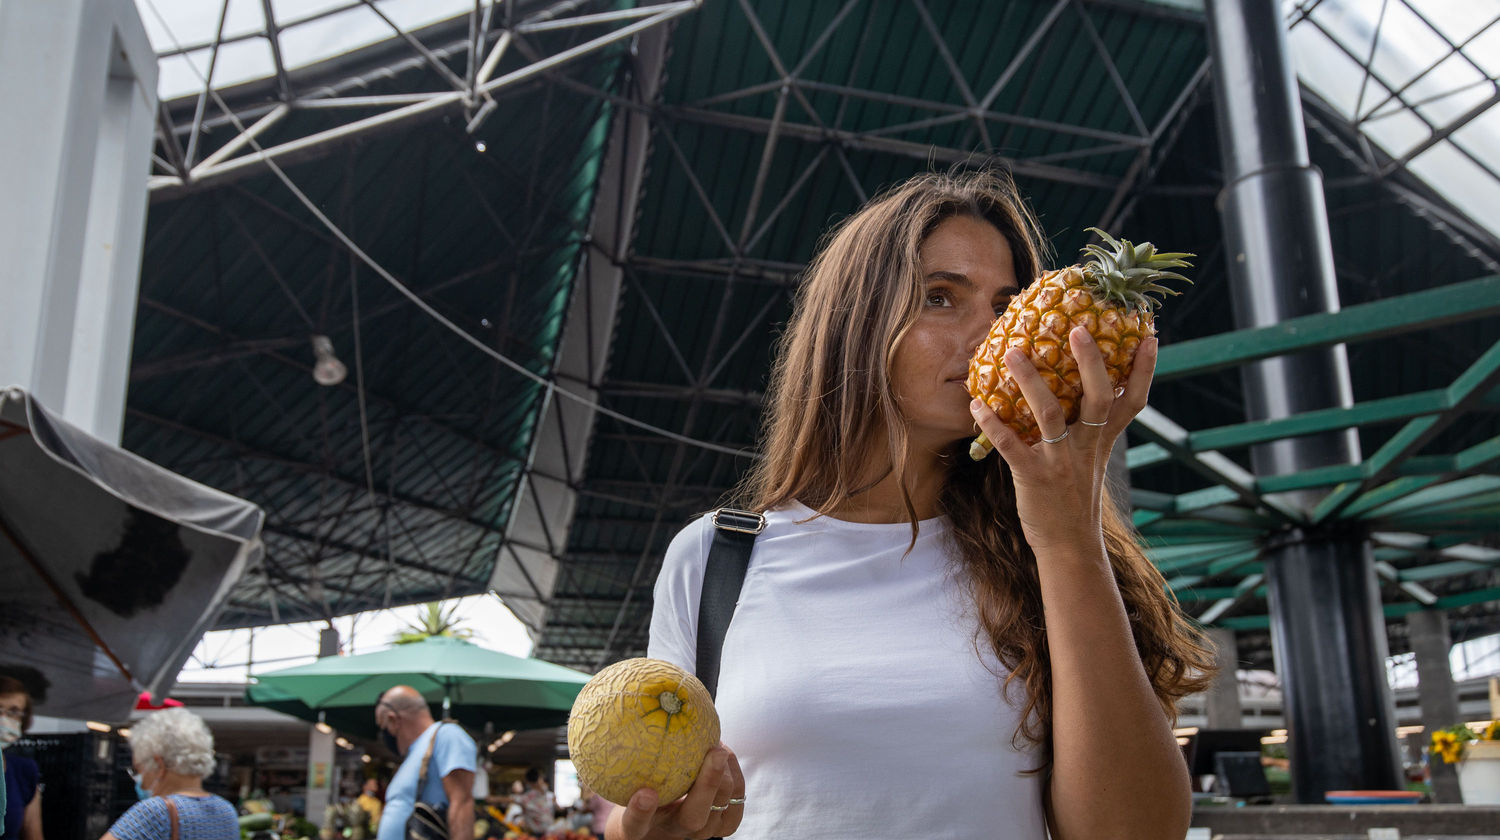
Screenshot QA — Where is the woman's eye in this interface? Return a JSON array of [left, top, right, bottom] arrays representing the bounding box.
[[926, 291, 951, 307]]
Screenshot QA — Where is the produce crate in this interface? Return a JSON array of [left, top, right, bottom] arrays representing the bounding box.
[[10, 732, 135, 840]]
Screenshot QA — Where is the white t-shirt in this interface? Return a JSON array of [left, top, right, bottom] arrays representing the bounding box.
[[649, 501, 1049, 839]]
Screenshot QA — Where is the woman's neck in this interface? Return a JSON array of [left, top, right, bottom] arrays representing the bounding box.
[[825, 443, 948, 523], [154, 771, 208, 798]]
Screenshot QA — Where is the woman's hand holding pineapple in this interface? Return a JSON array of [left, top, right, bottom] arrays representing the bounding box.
[[970, 328, 1157, 558]]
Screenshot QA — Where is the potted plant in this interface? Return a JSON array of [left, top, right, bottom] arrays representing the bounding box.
[[1431, 720, 1500, 805]]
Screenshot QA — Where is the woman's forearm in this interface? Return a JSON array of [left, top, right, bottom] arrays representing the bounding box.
[[1034, 544, 1191, 840]]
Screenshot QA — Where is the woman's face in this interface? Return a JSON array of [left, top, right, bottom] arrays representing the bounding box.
[[891, 214, 1020, 451], [0, 692, 26, 747]]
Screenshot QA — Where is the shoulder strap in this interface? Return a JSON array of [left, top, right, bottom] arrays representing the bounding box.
[[695, 508, 763, 699], [415, 722, 443, 796], [164, 796, 180, 840]]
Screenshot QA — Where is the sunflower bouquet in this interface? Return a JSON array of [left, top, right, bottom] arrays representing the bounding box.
[[1430, 720, 1500, 763]]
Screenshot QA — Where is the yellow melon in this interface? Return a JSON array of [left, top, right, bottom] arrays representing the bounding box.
[[566, 657, 721, 807]]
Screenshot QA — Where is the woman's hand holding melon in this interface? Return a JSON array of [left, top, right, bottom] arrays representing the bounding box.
[[609, 745, 746, 839], [570, 658, 744, 838]]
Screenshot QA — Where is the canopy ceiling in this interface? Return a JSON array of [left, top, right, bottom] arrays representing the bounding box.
[[133, 0, 1500, 672]]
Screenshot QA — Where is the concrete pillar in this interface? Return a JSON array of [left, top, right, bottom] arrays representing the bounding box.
[[1205, 627, 1244, 729], [305, 627, 341, 820], [1408, 610, 1463, 803], [0, 0, 156, 445]]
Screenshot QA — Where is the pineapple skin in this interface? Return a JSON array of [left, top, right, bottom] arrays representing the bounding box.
[[966, 265, 1153, 446]]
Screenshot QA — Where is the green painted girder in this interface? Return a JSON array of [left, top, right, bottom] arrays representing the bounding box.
[[1245, 430, 1500, 499], [1145, 539, 1255, 563], [1369, 509, 1500, 531], [1134, 510, 1166, 529], [1213, 584, 1500, 629], [1313, 337, 1500, 523], [1153, 544, 1254, 575], [1135, 517, 1266, 538], [1175, 585, 1237, 601], [1154, 275, 1500, 381], [1356, 475, 1500, 519], [1156, 545, 1263, 578], [1400, 560, 1499, 582], [1383, 587, 1500, 619], [1129, 390, 1500, 472]]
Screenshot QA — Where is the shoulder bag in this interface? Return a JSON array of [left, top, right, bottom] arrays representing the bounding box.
[[694, 508, 763, 840], [694, 508, 764, 699], [406, 723, 453, 840], [163, 796, 179, 840]]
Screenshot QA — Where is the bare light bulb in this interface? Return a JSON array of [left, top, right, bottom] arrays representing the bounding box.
[[310, 335, 347, 386]]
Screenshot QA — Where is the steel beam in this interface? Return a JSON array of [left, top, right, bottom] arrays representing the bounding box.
[[1156, 275, 1500, 381], [490, 10, 677, 635]]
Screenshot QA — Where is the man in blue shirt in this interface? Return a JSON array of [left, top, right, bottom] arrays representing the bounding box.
[[373, 686, 476, 840]]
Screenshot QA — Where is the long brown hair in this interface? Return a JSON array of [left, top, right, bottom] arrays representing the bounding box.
[[736, 168, 1215, 753]]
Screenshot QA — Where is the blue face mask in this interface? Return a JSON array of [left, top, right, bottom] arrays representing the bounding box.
[[129, 768, 153, 800]]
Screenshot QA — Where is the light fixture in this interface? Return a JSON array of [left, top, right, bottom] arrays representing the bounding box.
[[118, 728, 131, 739], [336, 737, 353, 750], [361, 754, 372, 764], [310, 335, 347, 386], [315, 710, 333, 735], [85, 721, 112, 733], [475, 141, 487, 153]]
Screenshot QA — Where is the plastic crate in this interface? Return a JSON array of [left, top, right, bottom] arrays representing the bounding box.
[[10, 732, 134, 840]]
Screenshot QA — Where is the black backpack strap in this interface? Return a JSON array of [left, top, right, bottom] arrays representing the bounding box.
[[695, 508, 764, 699]]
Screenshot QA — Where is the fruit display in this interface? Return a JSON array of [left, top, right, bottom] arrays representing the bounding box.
[[567, 658, 720, 807], [967, 228, 1192, 457]]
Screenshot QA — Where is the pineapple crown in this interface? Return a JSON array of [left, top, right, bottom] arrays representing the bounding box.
[[1079, 227, 1193, 312]]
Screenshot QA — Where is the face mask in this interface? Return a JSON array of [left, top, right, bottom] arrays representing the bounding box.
[[129, 769, 151, 800], [0, 715, 21, 748]]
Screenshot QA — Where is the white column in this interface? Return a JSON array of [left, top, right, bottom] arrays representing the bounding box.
[[1204, 627, 1243, 729], [305, 627, 341, 820], [0, 0, 157, 445]]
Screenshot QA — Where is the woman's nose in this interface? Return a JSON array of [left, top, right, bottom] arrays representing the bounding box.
[[964, 308, 995, 354]]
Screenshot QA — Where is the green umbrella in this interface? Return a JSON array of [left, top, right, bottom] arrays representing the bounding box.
[[245, 636, 591, 740]]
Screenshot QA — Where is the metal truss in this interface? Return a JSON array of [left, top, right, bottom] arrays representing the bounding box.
[[147, 0, 701, 198], [539, 0, 1217, 668], [1288, 0, 1500, 262]]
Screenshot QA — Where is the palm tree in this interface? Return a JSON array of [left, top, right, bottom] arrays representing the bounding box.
[[391, 601, 475, 645]]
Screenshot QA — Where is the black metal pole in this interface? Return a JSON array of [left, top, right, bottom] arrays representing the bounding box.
[[1203, 0, 1403, 802]]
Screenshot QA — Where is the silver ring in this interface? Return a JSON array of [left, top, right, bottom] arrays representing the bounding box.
[[1040, 428, 1069, 444], [1078, 418, 1108, 427], [708, 798, 745, 812]]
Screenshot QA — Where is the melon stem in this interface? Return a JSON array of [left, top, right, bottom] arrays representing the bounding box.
[[658, 691, 683, 715]]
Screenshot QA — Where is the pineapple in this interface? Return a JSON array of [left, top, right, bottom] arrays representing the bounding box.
[[966, 228, 1191, 459]]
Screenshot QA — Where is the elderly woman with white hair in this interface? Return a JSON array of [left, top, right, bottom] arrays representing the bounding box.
[[102, 708, 238, 840]]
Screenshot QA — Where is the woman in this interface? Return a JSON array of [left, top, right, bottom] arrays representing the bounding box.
[[103, 707, 238, 840], [0, 677, 41, 840], [609, 169, 1215, 840]]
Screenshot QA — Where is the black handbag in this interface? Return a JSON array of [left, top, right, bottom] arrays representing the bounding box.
[[405, 722, 453, 840]]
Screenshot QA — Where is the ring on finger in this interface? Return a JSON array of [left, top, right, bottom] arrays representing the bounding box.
[[1078, 418, 1108, 427], [708, 798, 745, 812], [1040, 428, 1069, 444]]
